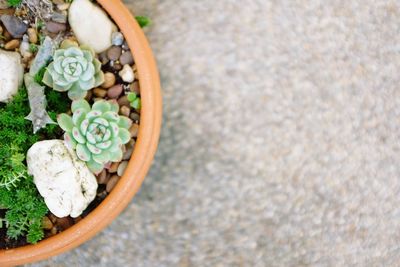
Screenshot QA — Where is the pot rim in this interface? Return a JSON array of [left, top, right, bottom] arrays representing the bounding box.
[[0, 0, 162, 265]]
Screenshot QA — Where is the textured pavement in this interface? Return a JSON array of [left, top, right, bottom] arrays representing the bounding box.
[[28, 0, 400, 266]]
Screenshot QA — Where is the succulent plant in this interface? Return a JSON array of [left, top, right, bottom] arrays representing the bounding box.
[[42, 41, 104, 100], [57, 99, 132, 174]]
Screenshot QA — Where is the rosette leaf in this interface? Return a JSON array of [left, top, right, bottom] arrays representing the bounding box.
[[42, 43, 104, 100], [57, 99, 132, 174]]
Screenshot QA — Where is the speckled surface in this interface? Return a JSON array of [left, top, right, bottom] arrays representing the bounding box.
[[27, 0, 400, 266]]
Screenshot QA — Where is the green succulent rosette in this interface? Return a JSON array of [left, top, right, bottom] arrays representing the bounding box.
[[42, 42, 104, 100], [57, 99, 132, 174]]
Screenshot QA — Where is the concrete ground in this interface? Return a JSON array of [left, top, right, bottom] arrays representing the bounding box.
[[28, 0, 400, 266]]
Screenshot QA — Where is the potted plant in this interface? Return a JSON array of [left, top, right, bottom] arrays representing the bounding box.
[[0, 0, 161, 265]]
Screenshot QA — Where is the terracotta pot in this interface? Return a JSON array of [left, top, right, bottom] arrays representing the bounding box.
[[0, 0, 162, 265]]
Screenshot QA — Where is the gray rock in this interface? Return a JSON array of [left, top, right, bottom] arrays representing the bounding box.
[[51, 12, 68, 24], [46, 21, 67, 33], [106, 46, 122, 61], [0, 15, 27, 38], [119, 51, 134, 65], [111, 31, 124, 46], [0, 50, 23, 102]]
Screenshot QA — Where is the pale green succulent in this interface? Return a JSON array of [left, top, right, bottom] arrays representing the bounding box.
[[42, 42, 104, 100], [57, 99, 132, 174]]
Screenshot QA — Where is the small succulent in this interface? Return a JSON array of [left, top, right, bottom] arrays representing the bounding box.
[[127, 92, 141, 110], [57, 99, 132, 174], [43, 41, 104, 100]]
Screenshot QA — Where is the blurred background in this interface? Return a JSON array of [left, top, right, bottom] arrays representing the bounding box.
[[30, 0, 400, 266]]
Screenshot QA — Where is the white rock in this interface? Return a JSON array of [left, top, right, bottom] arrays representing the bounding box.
[[0, 50, 24, 103], [27, 140, 98, 218], [69, 0, 116, 53], [119, 64, 135, 83]]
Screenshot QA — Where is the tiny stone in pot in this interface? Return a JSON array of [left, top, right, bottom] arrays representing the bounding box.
[[111, 31, 124, 46], [27, 28, 38, 44], [106, 175, 120, 192], [46, 21, 67, 33], [119, 64, 135, 83], [119, 51, 134, 65], [107, 84, 123, 99], [0, 15, 27, 38], [101, 72, 116, 88], [106, 45, 122, 61]]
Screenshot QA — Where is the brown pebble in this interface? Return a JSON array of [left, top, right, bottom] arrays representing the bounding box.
[[56, 217, 74, 231], [99, 51, 109, 65], [107, 46, 122, 61], [46, 21, 66, 33], [93, 88, 107, 98], [130, 112, 140, 122], [117, 161, 129, 176], [50, 227, 58, 235], [101, 72, 116, 88], [96, 169, 109, 184], [113, 63, 122, 71], [27, 28, 37, 44], [117, 95, 130, 108], [48, 213, 58, 223], [4, 39, 19, 50], [119, 51, 134, 65], [129, 123, 139, 138], [109, 162, 119, 173], [120, 105, 130, 117], [130, 81, 140, 94], [106, 175, 120, 192], [42, 216, 53, 230], [107, 84, 123, 99]]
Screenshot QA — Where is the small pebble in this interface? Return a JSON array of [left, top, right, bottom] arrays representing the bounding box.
[[101, 72, 116, 88], [46, 21, 67, 33], [96, 169, 109, 184], [27, 28, 37, 44], [119, 51, 134, 65], [107, 46, 122, 61], [117, 161, 128, 176], [130, 81, 140, 94], [19, 35, 30, 58], [129, 123, 139, 138], [120, 105, 130, 117], [51, 12, 68, 24], [5, 39, 19, 50], [111, 31, 124, 46], [118, 95, 130, 107], [42, 216, 53, 230], [99, 51, 109, 65], [113, 63, 122, 71], [52, 0, 65, 4], [119, 64, 135, 83], [50, 227, 58, 235], [56, 217, 74, 231], [106, 175, 120, 192], [57, 3, 71, 11], [122, 40, 129, 50], [0, 15, 27, 38], [123, 147, 133, 160], [108, 162, 119, 173], [130, 112, 140, 122], [107, 84, 123, 99], [0, 25, 3, 34], [93, 88, 107, 98]]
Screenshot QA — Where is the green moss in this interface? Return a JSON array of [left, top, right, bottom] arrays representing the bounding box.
[[7, 0, 22, 7], [0, 86, 70, 244]]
